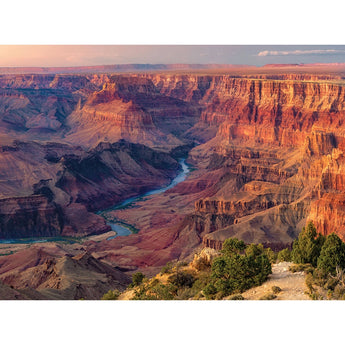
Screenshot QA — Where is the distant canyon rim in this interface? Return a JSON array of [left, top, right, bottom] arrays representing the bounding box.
[[0, 63, 345, 298]]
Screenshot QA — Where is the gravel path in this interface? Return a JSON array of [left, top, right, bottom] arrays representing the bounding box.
[[241, 262, 310, 300]]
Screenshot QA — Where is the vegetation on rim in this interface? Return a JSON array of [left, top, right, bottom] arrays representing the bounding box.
[[101, 221, 345, 300], [104, 238, 272, 300], [289, 222, 345, 300]]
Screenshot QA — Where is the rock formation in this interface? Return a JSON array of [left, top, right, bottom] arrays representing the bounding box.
[[0, 246, 131, 299]]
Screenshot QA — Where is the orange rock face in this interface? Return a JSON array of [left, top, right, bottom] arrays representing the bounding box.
[[84, 72, 345, 270]]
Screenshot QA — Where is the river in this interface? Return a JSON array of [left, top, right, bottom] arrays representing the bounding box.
[[0, 159, 190, 244], [104, 158, 190, 239]]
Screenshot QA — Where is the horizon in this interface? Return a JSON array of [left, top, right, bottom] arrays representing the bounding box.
[[2, 45, 345, 68], [3, 62, 345, 69]]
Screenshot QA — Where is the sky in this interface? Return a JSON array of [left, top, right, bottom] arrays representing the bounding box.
[[1, 45, 345, 68]]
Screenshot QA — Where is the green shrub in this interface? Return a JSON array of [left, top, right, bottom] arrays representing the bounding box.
[[277, 248, 291, 262], [310, 292, 323, 300], [245, 244, 272, 286], [210, 242, 271, 297], [221, 238, 246, 256], [161, 261, 174, 274], [176, 261, 188, 268], [203, 283, 217, 299], [101, 289, 121, 300], [305, 273, 315, 294], [132, 280, 176, 300], [168, 271, 195, 288], [324, 277, 339, 290], [265, 247, 278, 264], [192, 271, 212, 288], [132, 272, 145, 286], [311, 267, 326, 287], [271, 286, 282, 294], [175, 287, 195, 300], [150, 283, 176, 300], [289, 263, 313, 273]]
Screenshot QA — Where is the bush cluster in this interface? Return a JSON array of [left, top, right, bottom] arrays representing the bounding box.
[[127, 238, 272, 300], [291, 222, 345, 299], [101, 289, 121, 300], [277, 248, 291, 262], [103, 222, 345, 300], [204, 239, 272, 299]]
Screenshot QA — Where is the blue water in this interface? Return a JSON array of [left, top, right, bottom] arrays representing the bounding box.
[[105, 159, 190, 239], [111, 159, 189, 210], [106, 223, 132, 240], [0, 237, 78, 244], [0, 238, 48, 244], [0, 159, 190, 244]]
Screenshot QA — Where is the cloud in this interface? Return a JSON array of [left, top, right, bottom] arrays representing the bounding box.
[[258, 49, 345, 57]]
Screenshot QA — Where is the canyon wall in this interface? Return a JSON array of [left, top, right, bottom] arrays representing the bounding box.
[[150, 74, 345, 146], [94, 73, 345, 258], [0, 139, 180, 238], [1, 71, 345, 246]]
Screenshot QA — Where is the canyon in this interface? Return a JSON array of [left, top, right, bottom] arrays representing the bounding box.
[[0, 64, 345, 298]]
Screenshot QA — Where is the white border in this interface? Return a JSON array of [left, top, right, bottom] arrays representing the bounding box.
[[0, 1, 343, 344]]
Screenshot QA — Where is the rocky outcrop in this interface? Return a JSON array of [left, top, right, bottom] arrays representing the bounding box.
[[190, 247, 219, 271], [0, 195, 63, 238], [0, 249, 131, 300], [308, 194, 345, 241], [0, 193, 110, 239], [195, 197, 279, 217], [305, 130, 336, 156]]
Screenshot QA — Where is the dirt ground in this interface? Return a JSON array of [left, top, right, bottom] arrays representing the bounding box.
[[241, 261, 311, 300]]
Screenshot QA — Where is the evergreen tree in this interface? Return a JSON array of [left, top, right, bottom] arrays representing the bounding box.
[[210, 241, 271, 296], [317, 233, 345, 276], [291, 222, 325, 266]]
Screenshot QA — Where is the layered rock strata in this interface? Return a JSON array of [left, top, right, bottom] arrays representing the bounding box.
[[1, 70, 345, 269]]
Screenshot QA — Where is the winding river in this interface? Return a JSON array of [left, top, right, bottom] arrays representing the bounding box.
[[0, 159, 190, 244], [104, 158, 190, 239]]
